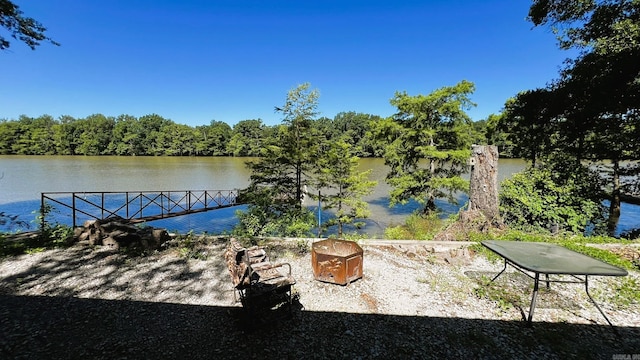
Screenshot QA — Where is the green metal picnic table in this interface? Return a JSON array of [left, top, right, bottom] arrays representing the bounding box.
[[481, 240, 628, 327]]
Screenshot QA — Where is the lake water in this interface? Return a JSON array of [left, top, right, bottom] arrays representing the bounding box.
[[0, 156, 638, 237]]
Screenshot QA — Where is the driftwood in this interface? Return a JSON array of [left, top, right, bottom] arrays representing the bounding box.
[[73, 216, 170, 250]]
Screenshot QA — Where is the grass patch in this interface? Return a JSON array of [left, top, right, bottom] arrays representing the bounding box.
[[473, 277, 526, 312], [161, 231, 224, 260], [561, 243, 636, 270], [467, 229, 639, 271], [470, 229, 640, 311], [593, 276, 640, 309], [0, 225, 73, 258], [468, 242, 502, 263], [384, 212, 447, 240]]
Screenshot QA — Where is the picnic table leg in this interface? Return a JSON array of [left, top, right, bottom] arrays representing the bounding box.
[[489, 259, 508, 283], [584, 276, 615, 328], [545, 274, 550, 289], [527, 272, 540, 323]]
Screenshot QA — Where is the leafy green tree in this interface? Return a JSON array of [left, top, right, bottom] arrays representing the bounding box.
[[227, 119, 266, 157], [108, 115, 143, 156], [484, 113, 514, 157], [0, 119, 19, 154], [194, 120, 232, 156], [500, 157, 607, 234], [162, 123, 195, 156], [0, 0, 59, 50], [29, 115, 56, 154], [51, 115, 78, 155], [333, 112, 382, 157], [373, 80, 476, 214], [75, 114, 115, 155], [512, 0, 640, 234], [271, 82, 320, 205], [501, 89, 561, 165], [8, 115, 32, 154], [7, 115, 56, 155], [138, 114, 173, 155], [236, 83, 320, 237], [311, 116, 336, 143], [529, 0, 640, 54], [246, 84, 319, 207], [314, 138, 376, 237]]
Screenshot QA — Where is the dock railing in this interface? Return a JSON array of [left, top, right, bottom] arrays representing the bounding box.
[[40, 189, 241, 229]]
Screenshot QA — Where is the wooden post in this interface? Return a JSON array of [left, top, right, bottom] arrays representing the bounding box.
[[468, 145, 500, 222]]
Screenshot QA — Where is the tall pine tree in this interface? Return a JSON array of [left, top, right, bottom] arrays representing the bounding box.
[[237, 83, 320, 237], [373, 80, 475, 214]]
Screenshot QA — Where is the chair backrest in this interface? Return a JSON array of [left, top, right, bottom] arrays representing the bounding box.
[[224, 239, 250, 288]]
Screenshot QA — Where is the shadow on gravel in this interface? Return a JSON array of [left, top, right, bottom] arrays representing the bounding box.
[[0, 243, 232, 303], [1, 294, 638, 359]]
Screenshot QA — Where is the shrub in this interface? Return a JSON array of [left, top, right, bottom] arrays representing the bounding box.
[[499, 160, 606, 235]]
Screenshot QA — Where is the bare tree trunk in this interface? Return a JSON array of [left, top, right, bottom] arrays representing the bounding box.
[[607, 160, 621, 236], [468, 145, 500, 223]]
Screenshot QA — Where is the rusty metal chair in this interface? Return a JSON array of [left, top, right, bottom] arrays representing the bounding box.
[[224, 238, 296, 314]]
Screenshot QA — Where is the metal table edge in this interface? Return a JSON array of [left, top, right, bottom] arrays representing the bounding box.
[[480, 240, 629, 277]]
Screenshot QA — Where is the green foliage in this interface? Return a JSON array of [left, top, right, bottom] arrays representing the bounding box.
[[243, 83, 319, 207], [0, 113, 237, 157], [468, 227, 638, 271], [603, 276, 640, 308], [562, 243, 636, 270], [228, 119, 266, 157], [384, 212, 446, 240], [234, 83, 322, 239], [529, 0, 640, 54], [330, 112, 384, 157], [38, 203, 73, 247], [0, 107, 485, 159], [233, 206, 315, 238], [314, 138, 376, 237], [0, 0, 59, 50], [374, 80, 475, 214], [167, 231, 212, 260], [499, 159, 606, 235], [473, 278, 525, 312], [517, 0, 640, 236], [384, 225, 412, 240], [0, 204, 72, 257]]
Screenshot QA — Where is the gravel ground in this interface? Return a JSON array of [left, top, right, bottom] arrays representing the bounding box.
[[0, 238, 638, 359]]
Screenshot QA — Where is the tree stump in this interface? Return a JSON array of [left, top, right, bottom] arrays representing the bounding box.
[[468, 145, 501, 224]]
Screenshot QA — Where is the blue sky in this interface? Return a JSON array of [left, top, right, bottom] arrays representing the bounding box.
[[1, 0, 571, 127]]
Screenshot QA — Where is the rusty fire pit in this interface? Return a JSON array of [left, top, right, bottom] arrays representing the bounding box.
[[311, 238, 363, 285]]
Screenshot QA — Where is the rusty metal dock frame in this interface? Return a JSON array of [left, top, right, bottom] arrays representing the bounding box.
[[40, 189, 241, 229]]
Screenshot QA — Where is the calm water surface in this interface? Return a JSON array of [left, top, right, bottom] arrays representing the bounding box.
[[1, 156, 637, 236]]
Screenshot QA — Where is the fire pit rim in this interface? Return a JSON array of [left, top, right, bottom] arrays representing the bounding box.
[[311, 238, 363, 256], [311, 238, 363, 285]]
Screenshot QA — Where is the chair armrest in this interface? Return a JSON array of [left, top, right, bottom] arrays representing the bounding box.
[[252, 262, 292, 276]]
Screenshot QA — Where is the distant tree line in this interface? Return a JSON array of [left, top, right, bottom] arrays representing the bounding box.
[[0, 112, 499, 157]]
